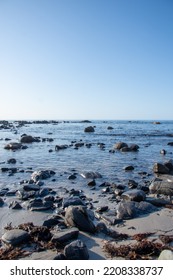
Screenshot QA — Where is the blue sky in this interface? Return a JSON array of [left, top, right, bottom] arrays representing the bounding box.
[[0, 0, 173, 120]]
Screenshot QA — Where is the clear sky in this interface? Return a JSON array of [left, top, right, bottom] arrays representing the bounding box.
[[0, 0, 173, 120]]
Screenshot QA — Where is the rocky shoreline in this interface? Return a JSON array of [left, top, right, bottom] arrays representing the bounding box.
[[0, 120, 173, 260]]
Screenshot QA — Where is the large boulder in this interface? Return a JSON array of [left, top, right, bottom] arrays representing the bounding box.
[[64, 239, 89, 260], [65, 205, 96, 233]]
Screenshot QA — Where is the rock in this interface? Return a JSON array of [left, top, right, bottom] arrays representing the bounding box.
[[27, 198, 53, 211], [121, 189, 146, 202], [87, 179, 96, 186], [116, 201, 137, 219], [160, 149, 166, 155], [129, 144, 139, 151], [167, 142, 173, 146], [84, 126, 95, 132], [80, 171, 102, 179], [63, 197, 85, 208], [68, 174, 77, 180], [153, 163, 170, 174], [124, 165, 134, 171], [4, 142, 22, 150], [43, 216, 62, 228], [1, 229, 30, 246], [20, 135, 40, 143], [149, 179, 173, 199], [64, 239, 89, 260], [65, 205, 96, 233], [23, 184, 41, 191], [51, 227, 79, 244], [0, 197, 4, 207], [17, 190, 36, 200], [9, 201, 22, 209], [55, 144, 68, 151], [120, 147, 132, 152], [158, 249, 173, 260], [116, 201, 156, 220], [7, 158, 16, 164], [107, 126, 114, 130], [31, 170, 55, 182], [54, 253, 66, 260], [113, 142, 128, 150]]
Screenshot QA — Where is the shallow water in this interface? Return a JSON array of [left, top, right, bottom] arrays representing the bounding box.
[[1, 120, 173, 189]]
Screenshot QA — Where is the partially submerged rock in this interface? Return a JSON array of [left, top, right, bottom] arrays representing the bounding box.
[[4, 142, 22, 150], [80, 171, 102, 179], [31, 170, 55, 182]]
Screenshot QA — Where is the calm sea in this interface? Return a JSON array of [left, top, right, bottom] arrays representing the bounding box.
[[1, 120, 173, 191]]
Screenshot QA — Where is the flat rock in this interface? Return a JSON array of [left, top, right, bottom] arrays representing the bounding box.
[[63, 197, 85, 208], [121, 189, 146, 202], [51, 227, 79, 243], [1, 229, 30, 246], [64, 239, 89, 260]]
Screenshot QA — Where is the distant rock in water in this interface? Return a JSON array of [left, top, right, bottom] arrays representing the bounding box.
[[84, 126, 95, 132], [20, 134, 40, 143], [113, 142, 139, 152], [4, 142, 22, 150]]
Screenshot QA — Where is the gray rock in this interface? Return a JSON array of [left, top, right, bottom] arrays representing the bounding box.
[[153, 163, 170, 174], [123, 165, 134, 171], [51, 227, 79, 244], [116, 201, 156, 220], [149, 179, 173, 199], [65, 205, 96, 233], [84, 126, 95, 132], [27, 198, 53, 211], [80, 171, 102, 179], [121, 189, 146, 202], [158, 249, 173, 260], [17, 190, 36, 200], [31, 170, 55, 182], [63, 197, 85, 208], [64, 239, 89, 260], [1, 229, 30, 246]]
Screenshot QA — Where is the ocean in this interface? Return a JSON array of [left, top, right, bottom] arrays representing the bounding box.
[[1, 120, 173, 193]]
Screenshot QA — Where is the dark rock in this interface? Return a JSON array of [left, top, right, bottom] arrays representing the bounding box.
[[68, 174, 77, 180], [7, 158, 16, 164], [1, 167, 9, 172], [124, 165, 134, 171], [23, 184, 41, 191], [167, 142, 173, 146], [65, 205, 96, 233], [55, 144, 68, 151], [20, 135, 40, 143], [54, 253, 66, 260], [27, 198, 53, 211], [120, 147, 132, 152], [160, 149, 167, 155], [51, 227, 79, 244], [9, 200, 22, 209], [87, 179, 96, 186], [0, 188, 9, 196], [4, 142, 22, 150], [113, 142, 128, 150], [153, 163, 170, 174], [1, 229, 30, 246], [64, 239, 89, 260], [84, 126, 95, 132], [63, 197, 85, 208], [128, 180, 138, 188], [107, 126, 114, 130], [129, 144, 139, 151], [0, 197, 4, 207], [17, 190, 36, 200], [43, 216, 62, 228]]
